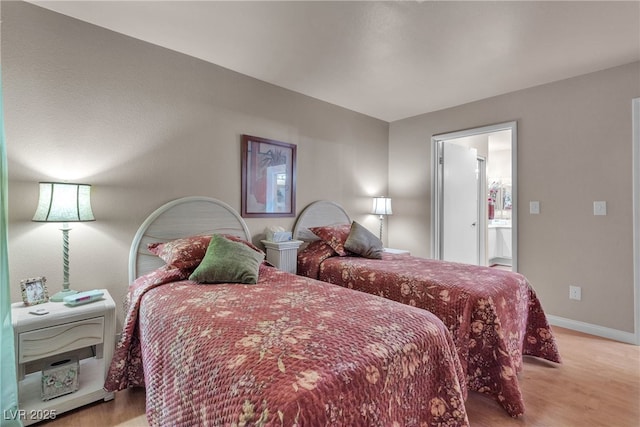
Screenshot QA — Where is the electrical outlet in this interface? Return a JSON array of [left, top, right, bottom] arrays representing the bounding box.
[[593, 201, 607, 216], [530, 201, 540, 214], [569, 285, 582, 301]]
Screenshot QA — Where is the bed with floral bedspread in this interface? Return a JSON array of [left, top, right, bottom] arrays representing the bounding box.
[[298, 239, 561, 418], [105, 263, 470, 426]]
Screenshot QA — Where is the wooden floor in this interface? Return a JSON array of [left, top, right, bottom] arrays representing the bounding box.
[[40, 327, 639, 426]]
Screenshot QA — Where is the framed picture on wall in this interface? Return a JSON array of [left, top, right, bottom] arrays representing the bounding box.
[[241, 135, 296, 218], [20, 276, 49, 306]]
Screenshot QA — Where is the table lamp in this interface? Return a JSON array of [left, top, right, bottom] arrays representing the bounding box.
[[371, 196, 392, 240], [32, 182, 95, 302]]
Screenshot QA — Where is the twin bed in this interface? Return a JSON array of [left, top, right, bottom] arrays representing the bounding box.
[[105, 197, 469, 426], [293, 200, 561, 417], [105, 196, 560, 426]]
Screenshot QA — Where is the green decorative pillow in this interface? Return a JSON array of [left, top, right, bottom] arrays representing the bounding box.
[[344, 221, 383, 259], [189, 234, 265, 284]]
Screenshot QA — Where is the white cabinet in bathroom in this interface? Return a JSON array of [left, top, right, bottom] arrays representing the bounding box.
[[488, 224, 512, 266]]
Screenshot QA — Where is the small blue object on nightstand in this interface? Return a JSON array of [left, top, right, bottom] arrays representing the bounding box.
[[63, 290, 104, 306]]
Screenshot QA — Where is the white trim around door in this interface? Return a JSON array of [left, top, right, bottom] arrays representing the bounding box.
[[633, 97, 640, 345]]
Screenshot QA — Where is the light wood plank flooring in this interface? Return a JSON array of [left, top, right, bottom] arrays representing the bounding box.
[[39, 327, 639, 426]]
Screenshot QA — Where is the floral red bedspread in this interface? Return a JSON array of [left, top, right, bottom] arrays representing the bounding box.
[[105, 264, 470, 426], [298, 247, 561, 417]]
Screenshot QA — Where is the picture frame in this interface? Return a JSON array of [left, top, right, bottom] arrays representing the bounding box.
[[241, 135, 296, 218], [20, 276, 49, 306]]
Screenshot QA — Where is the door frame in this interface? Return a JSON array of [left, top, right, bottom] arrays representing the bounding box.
[[477, 156, 487, 266], [431, 121, 518, 270], [633, 97, 639, 345]]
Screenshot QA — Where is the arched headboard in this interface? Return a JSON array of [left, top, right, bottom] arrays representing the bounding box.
[[129, 196, 251, 282], [293, 200, 351, 241]]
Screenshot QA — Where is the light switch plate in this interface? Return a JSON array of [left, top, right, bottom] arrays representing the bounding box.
[[529, 201, 540, 214], [593, 201, 607, 216]]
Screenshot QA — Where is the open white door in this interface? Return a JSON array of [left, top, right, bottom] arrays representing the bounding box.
[[431, 121, 517, 270], [442, 142, 479, 264]]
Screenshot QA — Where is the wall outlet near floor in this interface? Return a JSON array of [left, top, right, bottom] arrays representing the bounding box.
[[529, 201, 540, 214], [569, 285, 582, 301], [593, 201, 607, 216]]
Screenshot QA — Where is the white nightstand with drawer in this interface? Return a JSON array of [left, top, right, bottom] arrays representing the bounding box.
[[384, 248, 410, 255], [11, 289, 115, 425], [261, 240, 303, 274]]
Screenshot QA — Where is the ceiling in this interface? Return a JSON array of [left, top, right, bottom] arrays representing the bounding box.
[[29, 1, 640, 122]]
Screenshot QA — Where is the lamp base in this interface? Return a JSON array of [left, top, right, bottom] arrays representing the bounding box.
[[50, 288, 78, 302]]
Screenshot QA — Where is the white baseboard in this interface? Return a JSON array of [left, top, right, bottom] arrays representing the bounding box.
[[547, 315, 639, 345]]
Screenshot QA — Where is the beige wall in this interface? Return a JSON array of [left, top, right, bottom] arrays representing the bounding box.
[[4, 1, 638, 338], [389, 61, 640, 333], [2, 2, 389, 328]]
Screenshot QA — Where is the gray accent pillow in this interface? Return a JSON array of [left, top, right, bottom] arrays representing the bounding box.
[[344, 221, 383, 259], [189, 234, 265, 284]]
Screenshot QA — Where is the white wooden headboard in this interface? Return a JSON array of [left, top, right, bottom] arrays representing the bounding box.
[[129, 196, 251, 282], [292, 200, 351, 241]]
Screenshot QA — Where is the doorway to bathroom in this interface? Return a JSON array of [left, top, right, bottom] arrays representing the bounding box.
[[431, 121, 518, 271]]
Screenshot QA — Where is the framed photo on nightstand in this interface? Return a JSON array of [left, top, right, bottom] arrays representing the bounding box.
[[20, 276, 49, 306]]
